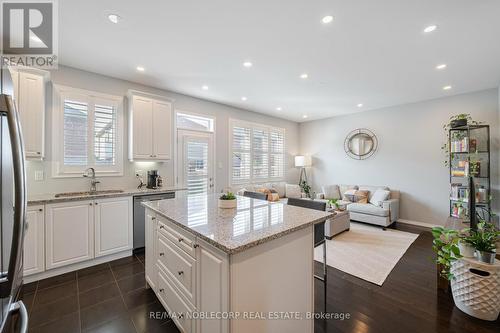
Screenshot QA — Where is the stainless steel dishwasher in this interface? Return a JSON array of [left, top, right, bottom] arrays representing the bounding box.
[[133, 192, 175, 249]]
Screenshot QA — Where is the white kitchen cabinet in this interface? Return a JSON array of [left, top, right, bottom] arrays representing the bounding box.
[[45, 200, 94, 269], [128, 90, 173, 161], [23, 205, 45, 276], [94, 197, 133, 257], [9, 67, 49, 159], [145, 211, 158, 291]]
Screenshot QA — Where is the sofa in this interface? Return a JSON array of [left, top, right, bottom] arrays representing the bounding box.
[[316, 184, 400, 227]]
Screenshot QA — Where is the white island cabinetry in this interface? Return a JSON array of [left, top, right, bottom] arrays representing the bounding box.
[[143, 194, 332, 333]]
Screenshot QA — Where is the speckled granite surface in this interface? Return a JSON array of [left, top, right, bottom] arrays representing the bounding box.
[[142, 193, 334, 254], [27, 186, 187, 205]]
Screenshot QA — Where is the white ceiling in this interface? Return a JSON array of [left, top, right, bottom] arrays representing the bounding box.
[[59, 0, 500, 122]]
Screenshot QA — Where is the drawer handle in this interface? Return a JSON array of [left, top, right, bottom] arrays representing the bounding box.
[[152, 217, 156, 220], [178, 271, 184, 276], [178, 237, 184, 243], [159, 225, 164, 229], [193, 244, 199, 248], [159, 252, 165, 257], [179, 314, 184, 319], [159, 288, 164, 293]]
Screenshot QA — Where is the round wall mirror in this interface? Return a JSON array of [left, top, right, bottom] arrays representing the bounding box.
[[344, 129, 378, 160]]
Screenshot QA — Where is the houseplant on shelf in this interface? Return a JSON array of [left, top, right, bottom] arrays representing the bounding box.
[[441, 113, 481, 167], [218, 192, 237, 209]]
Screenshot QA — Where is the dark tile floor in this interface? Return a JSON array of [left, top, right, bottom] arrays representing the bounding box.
[[20, 251, 180, 333]]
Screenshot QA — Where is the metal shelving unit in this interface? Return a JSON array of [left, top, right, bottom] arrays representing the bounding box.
[[448, 124, 491, 221]]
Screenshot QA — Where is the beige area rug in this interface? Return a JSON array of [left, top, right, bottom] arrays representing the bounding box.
[[314, 222, 419, 286]]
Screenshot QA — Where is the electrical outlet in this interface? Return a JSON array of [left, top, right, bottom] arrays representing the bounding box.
[[34, 170, 44, 181], [135, 170, 144, 177]]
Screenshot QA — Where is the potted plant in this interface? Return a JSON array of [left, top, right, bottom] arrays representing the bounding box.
[[450, 113, 470, 128], [441, 114, 481, 167], [218, 192, 237, 209], [457, 229, 476, 258], [473, 221, 500, 264], [431, 226, 462, 279], [299, 180, 311, 198], [328, 198, 340, 210]]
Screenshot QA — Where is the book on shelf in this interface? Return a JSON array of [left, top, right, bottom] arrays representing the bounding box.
[[451, 160, 468, 177], [450, 184, 469, 202], [451, 137, 468, 153]]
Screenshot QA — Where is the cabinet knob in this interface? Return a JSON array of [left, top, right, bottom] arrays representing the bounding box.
[[159, 252, 164, 256], [159, 225, 164, 229], [179, 314, 184, 319], [193, 244, 199, 248], [178, 237, 184, 243], [178, 271, 184, 276], [95, 202, 98, 205], [38, 208, 43, 212], [159, 288, 164, 293], [89, 203, 93, 206], [36, 152, 41, 155], [152, 217, 156, 221]]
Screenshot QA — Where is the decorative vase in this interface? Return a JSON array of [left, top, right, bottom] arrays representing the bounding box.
[[218, 198, 237, 209], [450, 119, 467, 128], [458, 241, 476, 258], [477, 250, 496, 264]]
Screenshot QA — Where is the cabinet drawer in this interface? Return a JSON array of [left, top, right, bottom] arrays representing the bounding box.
[[157, 218, 196, 258], [157, 268, 194, 333], [157, 233, 196, 306]]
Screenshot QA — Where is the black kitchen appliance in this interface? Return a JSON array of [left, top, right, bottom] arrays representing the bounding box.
[[147, 170, 160, 189]]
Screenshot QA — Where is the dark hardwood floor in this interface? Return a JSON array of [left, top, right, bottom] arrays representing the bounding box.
[[19, 223, 499, 333], [313, 223, 500, 333]]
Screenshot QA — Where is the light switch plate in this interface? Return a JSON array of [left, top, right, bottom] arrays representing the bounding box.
[[34, 170, 44, 181]]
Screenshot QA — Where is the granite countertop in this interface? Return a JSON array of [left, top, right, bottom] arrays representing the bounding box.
[[142, 193, 334, 254], [27, 186, 187, 205]]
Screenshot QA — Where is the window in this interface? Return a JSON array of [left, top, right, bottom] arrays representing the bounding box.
[[53, 85, 123, 177], [230, 119, 285, 184], [176, 112, 214, 132]]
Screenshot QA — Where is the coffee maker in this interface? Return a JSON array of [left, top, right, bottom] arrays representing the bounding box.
[[147, 170, 160, 189]]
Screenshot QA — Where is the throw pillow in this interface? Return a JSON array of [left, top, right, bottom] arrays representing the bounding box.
[[343, 189, 357, 202], [285, 184, 302, 198], [321, 185, 341, 200], [340, 185, 358, 200], [344, 189, 369, 203], [267, 191, 280, 202], [370, 189, 390, 207]]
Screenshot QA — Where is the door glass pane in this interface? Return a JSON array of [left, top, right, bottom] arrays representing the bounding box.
[[186, 140, 209, 195]]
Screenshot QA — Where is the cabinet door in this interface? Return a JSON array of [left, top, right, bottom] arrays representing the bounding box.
[[197, 243, 229, 333], [95, 197, 132, 257], [23, 206, 45, 276], [152, 100, 172, 160], [132, 96, 153, 159], [18, 72, 45, 158], [145, 210, 157, 290], [45, 201, 94, 269]]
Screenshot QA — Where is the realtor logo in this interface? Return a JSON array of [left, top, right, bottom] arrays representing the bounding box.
[[1, 0, 58, 68]]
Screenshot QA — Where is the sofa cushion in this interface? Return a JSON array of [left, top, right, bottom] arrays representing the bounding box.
[[358, 185, 389, 200], [271, 182, 286, 198], [370, 189, 391, 207], [339, 185, 358, 200], [321, 185, 341, 200], [347, 203, 389, 217], [285, 184, 302, 198]]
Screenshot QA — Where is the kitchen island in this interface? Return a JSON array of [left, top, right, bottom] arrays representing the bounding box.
[[143, 193, 334, 333]]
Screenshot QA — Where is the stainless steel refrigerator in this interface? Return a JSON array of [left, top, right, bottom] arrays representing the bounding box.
[[0, 66, 28, 333]]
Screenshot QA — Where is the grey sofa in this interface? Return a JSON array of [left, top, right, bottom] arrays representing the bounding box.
[[316, 184, 400, 227]]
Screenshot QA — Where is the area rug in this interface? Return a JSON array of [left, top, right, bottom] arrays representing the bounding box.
[[314, 222, 419, 286]]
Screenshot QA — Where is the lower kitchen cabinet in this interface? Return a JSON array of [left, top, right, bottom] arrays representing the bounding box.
[[145, 211, 158, 290], [94, 197, 133, 257], [23, 205, 45, 276], [45, 200, 94, 269]]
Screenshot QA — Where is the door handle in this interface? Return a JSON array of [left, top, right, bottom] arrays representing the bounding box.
[[0, 95, 26, 298]]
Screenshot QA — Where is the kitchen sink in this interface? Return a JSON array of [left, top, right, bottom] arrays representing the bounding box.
[[54, 189, 125, 198]]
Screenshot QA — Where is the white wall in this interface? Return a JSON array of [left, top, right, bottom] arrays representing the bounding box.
[[26, 66, 300, 196], [299, 89, 499, 226]]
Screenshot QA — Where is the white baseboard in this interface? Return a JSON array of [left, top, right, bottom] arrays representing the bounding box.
[[397, 219, 439, 229]]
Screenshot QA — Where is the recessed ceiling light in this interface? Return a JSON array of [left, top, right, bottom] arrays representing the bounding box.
[[357, 103, 363, 108], [136, 66, 145, 72], [107, 14, 121, 24], [443, 85, 452, 90], [243, 61, 253, 68], [300, 73, 308, 79], [322, 16, 333, 24], [202, 85, 209, 90], [241, 96, 247, 101], [423, 25, 437, 33], [436, 64, 447, 70], [276, 107, 282, 111], [302, 115, 308, 119]]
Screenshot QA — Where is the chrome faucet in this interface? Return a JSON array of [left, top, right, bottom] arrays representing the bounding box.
[[83, 167, 100, 193]]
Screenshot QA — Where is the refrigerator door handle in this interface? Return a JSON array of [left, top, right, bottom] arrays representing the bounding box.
[[0, 94, 26, 298], [9, 300, 28, 333]]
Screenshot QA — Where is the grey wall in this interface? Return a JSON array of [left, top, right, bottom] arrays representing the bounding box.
[[299, 89, 500, 226], [26, 66, 300, 196]]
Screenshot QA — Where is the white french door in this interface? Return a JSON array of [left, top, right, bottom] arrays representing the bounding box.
[[177, 130, 215, 195]]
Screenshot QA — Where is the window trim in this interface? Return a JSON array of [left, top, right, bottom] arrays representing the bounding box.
[[229, 118, 286, 185], [52, 84, 124, 178]]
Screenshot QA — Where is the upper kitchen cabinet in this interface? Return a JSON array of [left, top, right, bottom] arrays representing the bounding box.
[[10, 67, 49, 159], [128, 90, 173, 161]]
